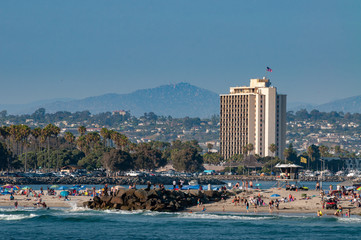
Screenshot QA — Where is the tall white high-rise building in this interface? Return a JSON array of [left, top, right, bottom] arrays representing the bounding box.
[[220, 78, 286, 159]]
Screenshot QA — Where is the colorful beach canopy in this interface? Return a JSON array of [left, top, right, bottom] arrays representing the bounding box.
[[270, 194, 280, 197], [50, 185, 60, 189], [357, 187, 361, 191], [60, 191, 69, 197]]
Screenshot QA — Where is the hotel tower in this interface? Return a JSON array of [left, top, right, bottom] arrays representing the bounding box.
[[220, 78, 286, 159]]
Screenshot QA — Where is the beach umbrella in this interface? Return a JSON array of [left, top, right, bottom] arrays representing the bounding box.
[[50, 185, 59, 189], [22, 186, 31, 190], [270, 194, 281, 197], [357, 186, 361, 191], [3, 184, 13, 188], [60, 191, 69, 197], [58, 186, 69, 190], [12, 186, 20, 190]]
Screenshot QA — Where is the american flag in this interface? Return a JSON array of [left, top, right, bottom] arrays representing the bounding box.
[[266, 67, 272, 72]]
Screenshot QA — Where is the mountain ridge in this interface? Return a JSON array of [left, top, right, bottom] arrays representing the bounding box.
[[1, 83, 220, 118], [1, 83, 361, 117]]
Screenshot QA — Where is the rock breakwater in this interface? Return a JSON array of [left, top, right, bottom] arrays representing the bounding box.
[[0, 176, 225, 186], [83, 189, 228, 212]]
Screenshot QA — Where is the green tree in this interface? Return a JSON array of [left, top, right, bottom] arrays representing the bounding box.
[[77, 126, 87, 136], [247, 143, 254, 155], [101, 149, 133, 174], [171, 146, 203, 172], [203, 152, 222, 165], [0, 142, 14, 170], [268, 143, 277, 157], [133, 143, 166, 170], [307, 144, 320, 170], [283, 143, 297, 163]]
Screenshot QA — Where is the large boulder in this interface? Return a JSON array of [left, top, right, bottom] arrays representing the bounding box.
[[93, 196, 101, 203], [110, 197, 124, 205], [134, 189, 147, 200], [125, 189, 136, 197], [116, 189, 127, 198], [101, 196, 113, 204], [146, 189, 159, 198]]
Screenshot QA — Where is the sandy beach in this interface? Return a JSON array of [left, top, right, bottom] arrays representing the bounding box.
[[1, 187, 360, 216], [0, 191, 92, 208], [186, 188, 361, 216]]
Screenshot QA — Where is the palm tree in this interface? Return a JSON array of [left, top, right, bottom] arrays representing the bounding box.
[[78, 126, 87, 136], [319, 145, 329, 158], [31, 127, 42, 170], [242, 145, 248, 158], [100, 128, 110, 147], [269, 143, 277, 157], [76, 135, 88, 154], [85, 132, 101, 152], [43, 124, 60, 169], [247, 143, 254, 156], [19, 125, 31, 172], [0, 126, 11, 170], [64, 132, 75, 144], [307, 145, 315, 170]]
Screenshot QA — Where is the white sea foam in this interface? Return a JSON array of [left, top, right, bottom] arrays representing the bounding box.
[[338, 217, 361, 223], [0, 213, 37, 221], [105, 209, 144, 215], [178, 213, 274, 220]]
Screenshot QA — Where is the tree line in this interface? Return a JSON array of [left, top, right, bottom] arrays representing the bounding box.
[[287, 109, 361, 123], [0, 124, 204, 173]]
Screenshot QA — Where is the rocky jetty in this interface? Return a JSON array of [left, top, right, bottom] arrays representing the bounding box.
[[83, 188, 228, 212], [0, 176, 224, 186]]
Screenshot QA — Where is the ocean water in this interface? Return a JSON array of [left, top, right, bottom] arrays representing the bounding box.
[[23, 180, 341, 191], [0, 206, 359, 240]]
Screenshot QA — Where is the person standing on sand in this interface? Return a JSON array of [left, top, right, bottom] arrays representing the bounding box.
[[250, 181, 253, 189], [269, 201, 273, 213], [14, 201, 18, 209], [329, 184, 333, 191]]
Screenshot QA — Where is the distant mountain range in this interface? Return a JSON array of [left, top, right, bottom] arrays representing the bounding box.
[[0, 83, 220, 118], [289, 95, 361, 113], [1, 83, 360, 117]]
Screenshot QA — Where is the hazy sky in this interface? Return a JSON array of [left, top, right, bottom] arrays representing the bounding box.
[[1, 1, 360, 105]]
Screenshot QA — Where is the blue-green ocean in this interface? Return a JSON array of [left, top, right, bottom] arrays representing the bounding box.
[[1, 181, 358, 239], [0, 206, 360, 240]]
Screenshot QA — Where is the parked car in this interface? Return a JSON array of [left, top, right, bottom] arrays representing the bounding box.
[[125, 171, 142, 177]]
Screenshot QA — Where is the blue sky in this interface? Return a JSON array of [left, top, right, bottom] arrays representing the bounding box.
[[1, 1, 360, 105]]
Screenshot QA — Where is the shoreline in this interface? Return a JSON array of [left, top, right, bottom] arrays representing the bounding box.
[[184, 187, 361, 216], [1, 187, 360, 216]]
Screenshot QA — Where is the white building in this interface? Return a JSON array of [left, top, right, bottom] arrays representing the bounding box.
[[220, 78, 286, 159]]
